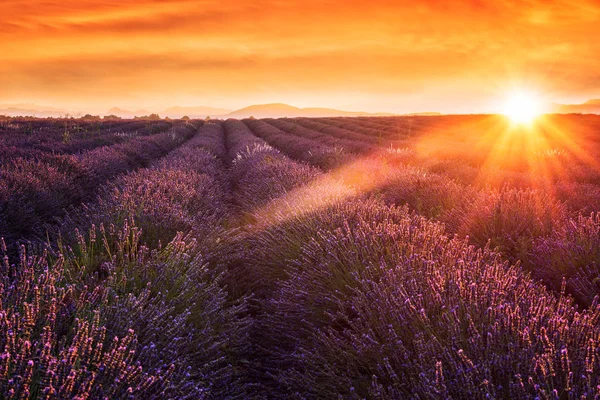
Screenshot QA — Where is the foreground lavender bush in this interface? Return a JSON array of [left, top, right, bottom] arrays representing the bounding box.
[[0, 241, 173, 398], [56, 223, 249, 398], [256, 200, 600, 398]]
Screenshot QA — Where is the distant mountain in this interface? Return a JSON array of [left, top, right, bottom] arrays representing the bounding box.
[[553, 99, 600, 114], [0, 103, 70, 113], [0, 107, 69, 118], [225, 103, 396, 118], [104, 106, 231, 118], [0, 103, 73, 117], [162, 106, 231, 118]]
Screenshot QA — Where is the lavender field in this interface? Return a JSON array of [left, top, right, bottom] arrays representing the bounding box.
[[2, 114, 600, 399]]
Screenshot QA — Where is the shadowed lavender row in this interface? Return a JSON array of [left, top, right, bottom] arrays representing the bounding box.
[[0, 121, 200, 244], [0, 118, 173, 158]]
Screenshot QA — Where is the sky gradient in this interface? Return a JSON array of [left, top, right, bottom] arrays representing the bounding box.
[[1, 0, 599, 114]]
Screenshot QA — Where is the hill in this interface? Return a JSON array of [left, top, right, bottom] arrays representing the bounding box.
[[162, 106, 232, 118], [106, 107, 152, 118], [225, 103, 395, 118], [3, 102, 400, 119]]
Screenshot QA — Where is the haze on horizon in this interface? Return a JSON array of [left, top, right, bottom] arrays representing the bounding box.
[[1, 0, 599, 115]]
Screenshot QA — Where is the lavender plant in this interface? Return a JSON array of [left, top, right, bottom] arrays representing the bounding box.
[[223, 119, 319, 214], [244, 118, 346, 169], [3, 115, 600, 399], [257, 200, 600, 398], [0, 241, 174, 399], [444, 187, 568, 263], [531, 212, 600, 306], [1, 121, 199, 244]]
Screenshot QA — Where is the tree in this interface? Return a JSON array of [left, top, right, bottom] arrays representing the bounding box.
[[81, 114, 101, 121], [135, 113, 161, 120]]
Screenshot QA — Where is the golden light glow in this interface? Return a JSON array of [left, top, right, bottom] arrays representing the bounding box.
[[244, 113, 600, 237], [502, 91, 543, 124]]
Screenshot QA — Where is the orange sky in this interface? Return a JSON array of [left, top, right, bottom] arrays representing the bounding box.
[[1, 0, 599, 113]]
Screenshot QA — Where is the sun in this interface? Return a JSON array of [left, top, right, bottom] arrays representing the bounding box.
[[502, 91, 543, 124]]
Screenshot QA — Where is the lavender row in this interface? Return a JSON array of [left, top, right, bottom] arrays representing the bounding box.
[[319, 117, 393, 138], [293, 117, 385, 145], [0, 121, 200, 244], [328, 116, 417, 138], [78, 121, 200, 183], [223, 118, 271, 162], [59, 122, 231, 250], [0, 123, 250, 398], [322, 147, 600, 308], [223, 119, 319, 214], [0, 119, 173, 158], [243, 118, 353, 170], [331, 151, 580, 298], [242, 198, 600, 398], [266, 118, 374, 157], [217, 119, 335, 391]]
